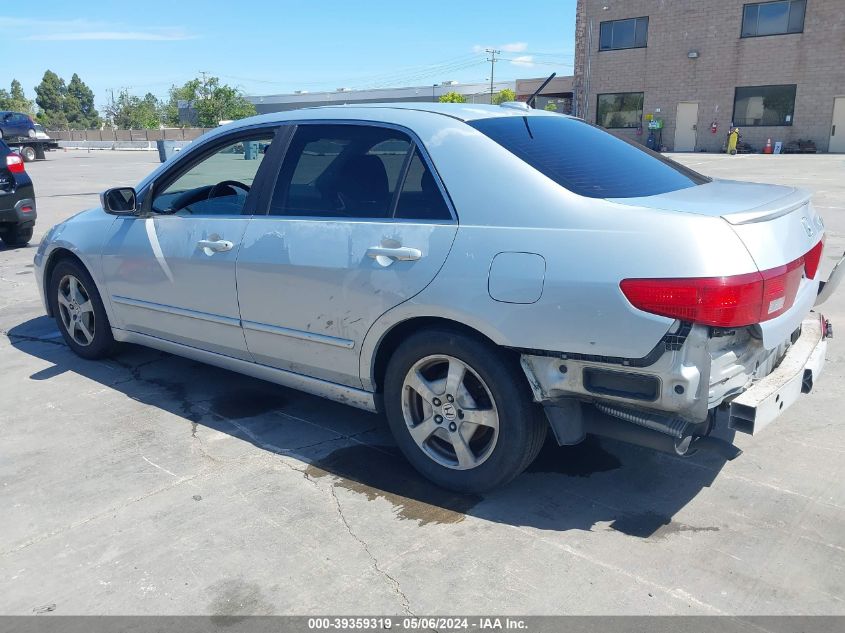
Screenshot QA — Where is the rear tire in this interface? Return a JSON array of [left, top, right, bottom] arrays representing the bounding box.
[[1, 225, 33, 247], [384, 328, 546, 493], [49, 258, 116, 359], [21, 146, 37, 162]]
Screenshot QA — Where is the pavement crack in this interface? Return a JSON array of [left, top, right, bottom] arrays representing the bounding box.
[[328, 484, 414, 616], [3, 331, 66, 347]]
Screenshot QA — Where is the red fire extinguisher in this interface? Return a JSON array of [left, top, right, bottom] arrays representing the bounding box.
[[711, 120, 718, 134]]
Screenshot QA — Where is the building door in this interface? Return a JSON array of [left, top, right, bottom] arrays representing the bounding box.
[[830, 97, 845, 153], [673, 102, 698, 151]]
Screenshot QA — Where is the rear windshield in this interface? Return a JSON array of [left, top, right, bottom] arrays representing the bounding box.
[[468, 115, 709, 199]]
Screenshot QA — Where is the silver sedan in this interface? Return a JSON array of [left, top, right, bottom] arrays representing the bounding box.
[[34, 103, 841, 492]]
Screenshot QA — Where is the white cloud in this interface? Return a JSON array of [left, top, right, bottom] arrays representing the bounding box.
[[509, 55, 535, 67], [473, 42, 528, 54], [0, 16, 196, 42]]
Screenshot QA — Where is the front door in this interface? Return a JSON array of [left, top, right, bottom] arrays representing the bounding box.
[[830, 97, 845, 153], [101, 130, 277, 360], [236, 123, 458, 388], [673, 102, 698, 152]]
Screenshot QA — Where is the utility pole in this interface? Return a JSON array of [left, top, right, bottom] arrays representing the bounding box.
[[486, 49, 500, 104]]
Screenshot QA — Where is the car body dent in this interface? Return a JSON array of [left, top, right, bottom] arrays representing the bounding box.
[[236, 216, 458, 389], [34, 208, 117, 320], [35, 104, 832, 436]]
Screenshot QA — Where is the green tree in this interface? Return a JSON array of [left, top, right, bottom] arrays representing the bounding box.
[[163, 76, 255, 127], [492, 88, 516, 105], [65, 73, 100, 129], [104, 90, 163, 129], [0, 80, 35, 114], [35, 70, 68, 128], [438, 91, 467, 103], [544, 101, 558, 111], [162, 79, 201, 126]]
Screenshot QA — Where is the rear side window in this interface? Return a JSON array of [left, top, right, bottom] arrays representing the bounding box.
[[395, 149, 451, 221], [271, 125, 411, 218], [270, 124, 452, 221], [468, 116, 709, 199]]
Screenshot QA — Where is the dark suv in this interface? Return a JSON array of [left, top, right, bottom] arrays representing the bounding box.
[[0, 139, 36, 247], [0, 111, 36, 140]]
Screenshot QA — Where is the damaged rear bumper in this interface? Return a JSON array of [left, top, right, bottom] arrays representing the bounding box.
[[727, 314, 829, 435]]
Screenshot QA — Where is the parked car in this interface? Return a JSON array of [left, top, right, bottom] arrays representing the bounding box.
[[0, 139, 36, 247], [0, 111, 36, 140], [34, 104, 841, 492], [33, 124, 50, 141]]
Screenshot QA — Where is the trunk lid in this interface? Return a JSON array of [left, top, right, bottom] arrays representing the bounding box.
[[611, 179, 826, 349]]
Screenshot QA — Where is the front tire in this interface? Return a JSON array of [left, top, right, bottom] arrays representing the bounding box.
[[384, 328, 546, 493], [21, 146, 37, 162], [49, 259, 116, 359]]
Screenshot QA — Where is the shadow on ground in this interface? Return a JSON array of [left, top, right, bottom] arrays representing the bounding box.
[[8, 315, 734, 538]]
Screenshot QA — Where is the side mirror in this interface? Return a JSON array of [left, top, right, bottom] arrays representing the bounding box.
[[101, 187, 138, 215]]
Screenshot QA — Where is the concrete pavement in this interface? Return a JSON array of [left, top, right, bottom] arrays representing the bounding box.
[[1, 150, 843, 615]]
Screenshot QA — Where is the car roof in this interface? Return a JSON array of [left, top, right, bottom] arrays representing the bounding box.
[[308, 102, 564, 121], [233, 102, 567, 129]]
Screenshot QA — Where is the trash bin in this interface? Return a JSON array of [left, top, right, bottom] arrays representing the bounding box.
[[156, 140, 176, 163], [244, 141, 259, 160]]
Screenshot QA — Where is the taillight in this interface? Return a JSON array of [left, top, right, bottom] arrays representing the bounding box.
[[6, 154, 24, 173], [621, 240, 825, 327], [803, 235, 825, 280]]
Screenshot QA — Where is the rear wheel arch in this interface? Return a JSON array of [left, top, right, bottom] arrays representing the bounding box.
[[370, 316, 516, 394]]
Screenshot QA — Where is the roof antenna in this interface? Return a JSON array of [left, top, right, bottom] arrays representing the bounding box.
[[527, 72, 556, 109]]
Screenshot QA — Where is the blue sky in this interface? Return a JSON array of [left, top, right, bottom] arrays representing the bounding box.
[[0, 0, 576, 109]]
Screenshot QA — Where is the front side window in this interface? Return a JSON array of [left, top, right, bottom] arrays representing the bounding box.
[[270, 124, 451, 220], [596, 92, 644, 129], [152, 134, 274, 215], [733, 84, 797, 126], [468, 115, 709, 199], [599, 17, 649, 50], [742, 0, 805, 37]]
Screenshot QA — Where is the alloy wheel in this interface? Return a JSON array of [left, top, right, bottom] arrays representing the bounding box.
[[57, 274, 96, 346], [401, 354, 500, 470]]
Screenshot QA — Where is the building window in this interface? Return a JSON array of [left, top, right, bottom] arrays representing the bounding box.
[[741, 1, 805, 37], [733, 85, 797, 126], [599, 17, 649, 50], [596, 93, 644, 129]]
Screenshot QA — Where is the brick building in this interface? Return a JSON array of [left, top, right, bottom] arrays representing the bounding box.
[[573, 0, 845, 152]]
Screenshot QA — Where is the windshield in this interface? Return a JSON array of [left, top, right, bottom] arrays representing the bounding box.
[[468, 115, 709, 199]]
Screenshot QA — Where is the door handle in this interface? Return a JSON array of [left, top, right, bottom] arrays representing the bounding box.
[[197, 239, 234, 254], [833, 125, 837, 137], [366, 246, 422, 265]]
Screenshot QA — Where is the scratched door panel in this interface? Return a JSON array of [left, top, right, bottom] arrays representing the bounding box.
[[236, 218, 457, 388], [101, 215, 252, 360]]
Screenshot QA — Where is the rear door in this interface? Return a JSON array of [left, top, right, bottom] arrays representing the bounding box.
[[5, 113, 28, 138], [236, 122, 458, 388]]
